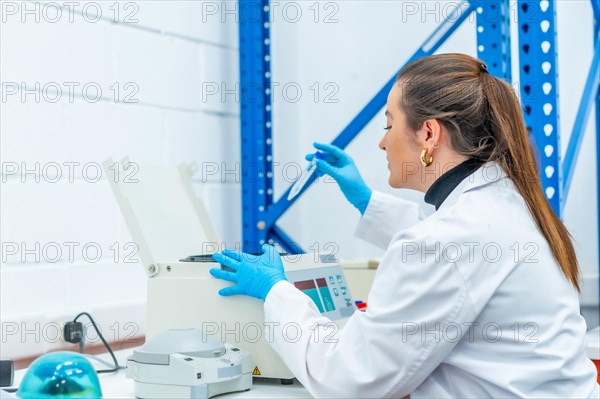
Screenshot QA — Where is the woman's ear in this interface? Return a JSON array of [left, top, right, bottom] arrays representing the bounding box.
[[417, 119, 443, 147]]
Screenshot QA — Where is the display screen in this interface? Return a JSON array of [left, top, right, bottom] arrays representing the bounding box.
[[287, 265, 356, 320], [316, 278, 336, 312], [294, 278, 336, 313]]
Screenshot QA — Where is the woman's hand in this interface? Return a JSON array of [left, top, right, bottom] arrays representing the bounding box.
[[307, 142, 372, 215], [210, 244, 287, 301]]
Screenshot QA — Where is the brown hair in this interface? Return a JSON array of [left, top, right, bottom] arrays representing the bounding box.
[[396, 53, 580, 291]]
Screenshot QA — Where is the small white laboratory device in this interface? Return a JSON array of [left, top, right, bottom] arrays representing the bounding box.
[[103, 160, 360, 382], [126, 329, 252, 399]]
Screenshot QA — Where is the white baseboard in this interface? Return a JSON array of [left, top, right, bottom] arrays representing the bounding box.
[[0, 299, 146, 360]]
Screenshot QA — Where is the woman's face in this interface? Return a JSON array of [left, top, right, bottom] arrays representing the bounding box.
[[379, 83, 422, 189]]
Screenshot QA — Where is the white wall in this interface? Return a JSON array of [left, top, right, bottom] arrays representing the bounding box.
[[554, 1, 599, 325], [1, 0, 598, 360], [0, 0, 239, 358]]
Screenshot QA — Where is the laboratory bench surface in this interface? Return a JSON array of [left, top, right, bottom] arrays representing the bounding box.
[[7, 347, 313, 398]]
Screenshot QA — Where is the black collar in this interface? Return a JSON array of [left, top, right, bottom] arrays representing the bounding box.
[[424, 158, 486, 210]]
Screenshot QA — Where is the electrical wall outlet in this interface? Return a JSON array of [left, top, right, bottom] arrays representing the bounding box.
[[0, 360, 14, 387], [63, 322, 83, 344]]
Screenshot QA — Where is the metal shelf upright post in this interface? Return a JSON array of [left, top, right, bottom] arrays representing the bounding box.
[[238, 0, 279, 252], [476, 0, 513, 82], [517, 0, 562, 215]]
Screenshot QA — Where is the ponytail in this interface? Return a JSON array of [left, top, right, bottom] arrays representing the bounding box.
[[480, 73, 580, 291]]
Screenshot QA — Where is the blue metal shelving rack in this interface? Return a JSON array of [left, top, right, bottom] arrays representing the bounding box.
[[239, 0, 600, 257]]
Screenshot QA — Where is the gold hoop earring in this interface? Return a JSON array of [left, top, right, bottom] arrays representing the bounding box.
[[420, 148, 434, 167]]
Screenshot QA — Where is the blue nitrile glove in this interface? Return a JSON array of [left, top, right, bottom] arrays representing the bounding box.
[[209, 244, 287, 301], [306, 142, 372, 215]]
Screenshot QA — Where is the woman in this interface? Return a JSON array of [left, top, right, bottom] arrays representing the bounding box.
[[210, 54, 599, 398]]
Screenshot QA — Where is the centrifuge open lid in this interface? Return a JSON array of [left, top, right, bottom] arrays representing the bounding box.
[[103, 159, 219, 277]]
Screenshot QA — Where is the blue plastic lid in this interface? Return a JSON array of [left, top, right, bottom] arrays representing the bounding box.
[[17, 352, 102, 399]]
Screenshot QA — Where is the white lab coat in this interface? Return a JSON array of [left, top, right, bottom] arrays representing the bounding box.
[[264, 163, 600, 398]]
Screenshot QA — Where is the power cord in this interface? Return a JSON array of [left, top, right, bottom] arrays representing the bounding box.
[[64, 312, 123, 374], [84, 354, 125, 371]]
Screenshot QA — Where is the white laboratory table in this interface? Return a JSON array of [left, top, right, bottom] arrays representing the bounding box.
[[8, 347, 313, 398]]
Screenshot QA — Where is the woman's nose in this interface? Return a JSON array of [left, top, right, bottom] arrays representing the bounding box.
[[379, 135, 386, 151]]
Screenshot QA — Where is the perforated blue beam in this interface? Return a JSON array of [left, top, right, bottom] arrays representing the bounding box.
[[263, 1, 476, 234], [270, 225, 304, 255], [239, 0, 274, 252], [476, 0, 512, 82], [517, 0, 562, 215]]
